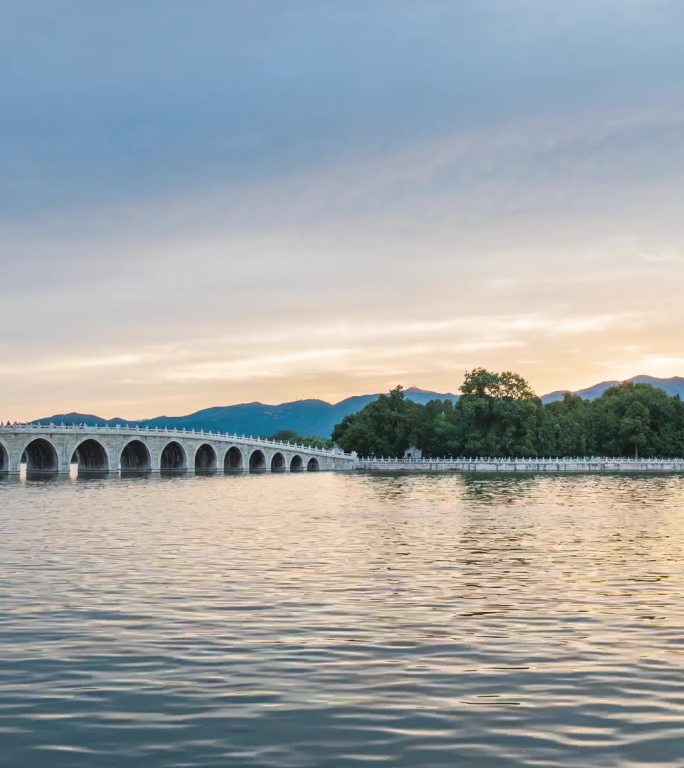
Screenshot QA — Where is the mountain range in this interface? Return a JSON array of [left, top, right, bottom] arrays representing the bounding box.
[[32, 387, 459, 438], [540, 375, 684, 403], [32, 377, 684, 438]]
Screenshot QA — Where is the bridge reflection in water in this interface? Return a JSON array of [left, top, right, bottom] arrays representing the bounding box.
[[0, 425, 356, 477]]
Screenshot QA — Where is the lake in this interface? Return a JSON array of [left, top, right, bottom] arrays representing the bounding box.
[[2, 472, 684, 767]]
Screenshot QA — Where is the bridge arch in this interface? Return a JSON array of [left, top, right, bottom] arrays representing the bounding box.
[[0, 440, 9, 473], [161, 441, 187, 472], [120, 439, 151, 473], [22, 437, 60, 474], [71, 438, 109, 473], [194, 443, 217, 473], [290, 454, 304, 472], [224, 446, 243, 472], [249, 449, 266, 473], [307, 457, 320, 472], [271, 452, 286, 472]]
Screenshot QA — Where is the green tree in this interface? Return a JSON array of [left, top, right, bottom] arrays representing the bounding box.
[[538, 393, 595, 456], [270, 429, 299, 442], [331, 386, 425, 457], [460, 368, 536, 400], [421, 400, 460, 457], [269, 429, 332, 449], [455, 368, 541, 456], [459, 367, 502, 399], [593, 382, 682, 458]]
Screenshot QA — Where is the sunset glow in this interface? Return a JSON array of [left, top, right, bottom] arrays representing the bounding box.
[[2, 2, 683, 420]]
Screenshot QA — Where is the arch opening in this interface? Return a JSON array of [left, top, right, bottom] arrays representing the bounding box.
[[161, 441, 187, 472], [23, 438, 59, 474], [0, 442, 8, 473], [249, 449, 266, 473], [307, 457, 320, 472], [120, 439, 151, 473], [73, 439, 109, 474], [225, 446, 243, 472], [271, 452, 286, 472], [290, 454, 304, 472], [195, 444, 217, 473]]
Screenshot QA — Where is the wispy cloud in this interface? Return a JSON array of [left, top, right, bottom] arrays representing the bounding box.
[[2, 2, 684, 419]]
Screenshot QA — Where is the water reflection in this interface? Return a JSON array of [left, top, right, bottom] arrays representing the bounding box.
[[1, 473, 684, 767]]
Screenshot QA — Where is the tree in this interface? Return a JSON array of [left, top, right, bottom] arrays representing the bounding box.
[[460, 368, 536, 400], [331, 386, 426, 457], [269, 429, 332, 449], [539, 393, 595, 456], [460, 368, 502, 398], [593, 382, 681, 458], [498, 371, 537, 400], [270, 429, 299, 442], [421, 400, 460, 457], [455, 368, 541, 456]]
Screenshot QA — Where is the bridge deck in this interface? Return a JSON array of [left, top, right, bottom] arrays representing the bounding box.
[[0, 424, 356, 475]]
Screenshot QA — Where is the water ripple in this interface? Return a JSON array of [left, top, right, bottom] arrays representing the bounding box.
[[1, 473, 684, 766]]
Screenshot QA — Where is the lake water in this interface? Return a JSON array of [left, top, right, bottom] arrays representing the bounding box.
[[2, 472, 684, 767]]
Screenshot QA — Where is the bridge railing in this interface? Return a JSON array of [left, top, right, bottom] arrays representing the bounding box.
[[0, 423, 353, 460], [358, 455, 684, 465]]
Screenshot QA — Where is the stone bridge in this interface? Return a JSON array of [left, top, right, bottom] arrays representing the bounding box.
[[0, 424, 356, 476]]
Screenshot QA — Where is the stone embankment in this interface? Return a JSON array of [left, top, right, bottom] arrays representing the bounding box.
[[358, 457, 684, 473]]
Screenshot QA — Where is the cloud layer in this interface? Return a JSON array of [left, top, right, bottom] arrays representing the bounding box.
[[1, 1, 683, 419]]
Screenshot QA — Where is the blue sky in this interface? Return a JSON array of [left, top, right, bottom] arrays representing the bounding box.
[[2, 1, 684, 419]]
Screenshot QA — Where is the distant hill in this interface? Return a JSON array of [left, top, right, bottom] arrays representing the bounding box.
[[31, 386, 459, 438], [541, 375, 684, 403], [31, 377, 684, 437]]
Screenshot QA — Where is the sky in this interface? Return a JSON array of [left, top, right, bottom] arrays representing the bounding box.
[[2, 0, 684, 421]]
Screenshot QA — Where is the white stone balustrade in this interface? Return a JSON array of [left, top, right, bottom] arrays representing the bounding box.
[[357, 456, 684, 472]]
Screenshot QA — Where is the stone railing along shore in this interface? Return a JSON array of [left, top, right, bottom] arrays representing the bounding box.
[[358, 457, 684, 472]]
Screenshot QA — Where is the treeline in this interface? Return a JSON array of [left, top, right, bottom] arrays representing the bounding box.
[[269, 429, 333, 450], [331, 368, 684, 458]]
